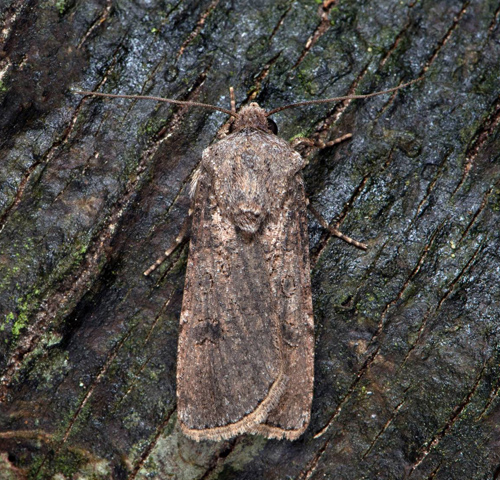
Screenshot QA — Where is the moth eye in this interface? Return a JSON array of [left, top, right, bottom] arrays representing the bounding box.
[[267, 118, 278, 135]]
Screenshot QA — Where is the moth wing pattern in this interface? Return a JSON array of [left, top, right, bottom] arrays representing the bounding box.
[[177, 127, 314, 441], [249, 171, 314, 440]]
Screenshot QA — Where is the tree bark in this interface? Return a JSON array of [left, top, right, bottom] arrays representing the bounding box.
[[0, 0, 499, 479]]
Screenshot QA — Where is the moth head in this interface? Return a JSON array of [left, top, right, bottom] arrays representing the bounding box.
[[231, 103, 276, 134]]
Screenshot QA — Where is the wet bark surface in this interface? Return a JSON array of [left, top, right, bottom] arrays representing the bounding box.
[[0, 0, 499, 479]]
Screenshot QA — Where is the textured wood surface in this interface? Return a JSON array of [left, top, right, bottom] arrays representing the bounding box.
[[0, 0, 499, 478]]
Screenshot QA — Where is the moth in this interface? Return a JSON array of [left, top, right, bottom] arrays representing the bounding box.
[[77, 78, 419, 441]]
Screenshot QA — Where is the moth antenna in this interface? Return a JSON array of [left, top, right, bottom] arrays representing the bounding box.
[[229, 86, 236, 115], [266, 77, 423, 116], [75, 90, 239, 118]]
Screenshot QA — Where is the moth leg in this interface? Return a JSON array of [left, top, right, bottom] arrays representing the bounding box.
[[308, 203, 367, 250], [291, 133, 352, 150], [215, 87, 237, 140], [230, 86, 236, 114], [144, 211, 192, 276]]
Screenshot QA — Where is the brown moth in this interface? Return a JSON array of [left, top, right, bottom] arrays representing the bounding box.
[[177, 102, 314, 441], [77, 79, 420, 441]]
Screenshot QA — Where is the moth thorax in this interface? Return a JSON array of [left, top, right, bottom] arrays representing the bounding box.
[[233, 103, 269, 132], [233, 201, 264, 235]]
